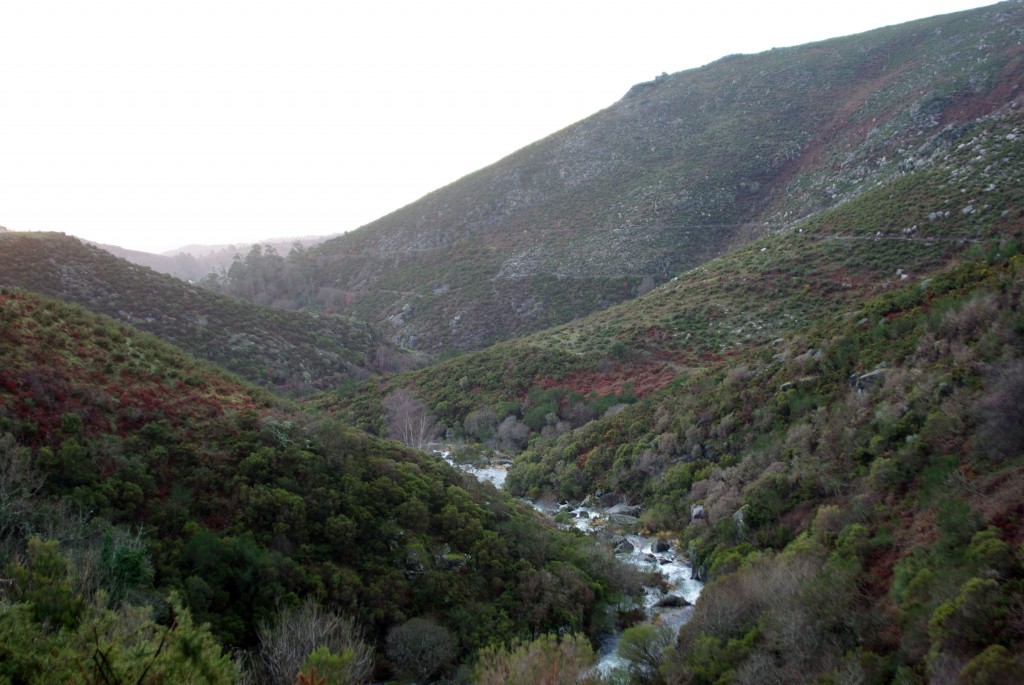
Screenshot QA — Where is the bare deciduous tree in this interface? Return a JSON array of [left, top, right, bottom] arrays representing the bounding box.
[[254, 599, 374, 685], [462, 408, 498, 443], [383, 390, 437, 450], [973, 358, 1024, 462], [496, 415, 530, 452]]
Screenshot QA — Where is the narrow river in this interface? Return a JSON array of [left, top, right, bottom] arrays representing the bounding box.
[[436, 451, 703, 676]]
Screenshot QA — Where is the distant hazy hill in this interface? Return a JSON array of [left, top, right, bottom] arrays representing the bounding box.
[[221, 2, 1024, 355], [0, 232, 399, 393], [92, 234, 338, 282], [86, 241, 213, 281]]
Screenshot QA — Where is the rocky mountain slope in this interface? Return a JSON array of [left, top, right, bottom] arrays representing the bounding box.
[[319, 102, 1024, 444], [225, 1, 1024, 355], [0, 233, 405, 394], [311, 93, 1024, 684]]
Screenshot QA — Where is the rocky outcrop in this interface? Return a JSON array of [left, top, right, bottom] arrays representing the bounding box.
[[850, 368, 888, 393], [654, 594, 691, 608]]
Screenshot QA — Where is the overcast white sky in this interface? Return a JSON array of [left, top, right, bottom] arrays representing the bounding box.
[[0, 1, 999, 253]]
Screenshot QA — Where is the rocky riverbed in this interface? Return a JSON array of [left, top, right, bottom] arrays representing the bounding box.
[[436, 450, 704, 676]]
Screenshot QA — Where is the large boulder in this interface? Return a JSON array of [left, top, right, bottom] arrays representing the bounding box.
[[654, 595, 691, 608], [607, 503, 643, 517], [851, 368, 887, 392], [608, 513, 641, 527]]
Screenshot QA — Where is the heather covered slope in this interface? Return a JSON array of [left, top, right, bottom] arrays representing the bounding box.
[[227, 1, 1024, 353], [0, 232, 403, 394], [0, 288, 637, 679]]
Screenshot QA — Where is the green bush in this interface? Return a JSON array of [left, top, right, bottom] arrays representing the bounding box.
[[473, 633, 599, 685], [957, 645, 1024, 685]]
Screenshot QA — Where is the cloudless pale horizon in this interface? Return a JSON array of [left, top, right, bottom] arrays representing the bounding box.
[[0, 0, 1001, 254]]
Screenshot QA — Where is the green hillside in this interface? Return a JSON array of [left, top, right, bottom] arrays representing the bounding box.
[[4, 3, 1024, 683], [0, 233, 407, 394], [505, 248, 1024, 683], [318, 104, 1024, 450], [308, 85, 1024, 685], [0, 288, 637, 681], [220, 2, 1024, 355]]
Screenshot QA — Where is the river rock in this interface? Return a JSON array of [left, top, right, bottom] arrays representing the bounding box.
[[654, 594, 691, 608], [607, 503, 643, 517], [598, 492, 620, 507], [614, 540, 635, 555], [653, 539, 671, 553], [608, 513, 641, 526]]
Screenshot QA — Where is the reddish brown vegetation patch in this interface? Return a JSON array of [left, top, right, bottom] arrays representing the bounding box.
[[540, 359, 676, 398], [864, 543, 901, 599], [969, 466, 1024, 545], [943, 44, 1024, 123], [0, 290, 267, 448]]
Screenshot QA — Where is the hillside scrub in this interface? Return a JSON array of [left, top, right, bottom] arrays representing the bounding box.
[[3, 5, 1024, 683], [0, 288, 643, 681], [507, 251, 1024, 682], [320, 104, 1024, 472]]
